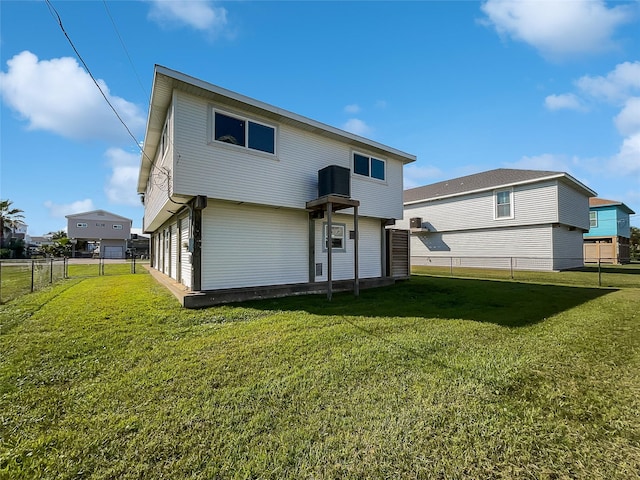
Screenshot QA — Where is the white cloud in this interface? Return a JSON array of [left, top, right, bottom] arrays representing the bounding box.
[[481, 0, 633, 58], [0, 51, 145, 143], [576, 61, 640, 104], [374, 100, 388, 109], [610, 132, 640, 178], [342, 118, 373, 137], [44, 199, 95, 218], [544, 93, 585, 111], [344, 104, 361, 114], [403, 164, 443, 189], [504, 153, 578, 173], [104, 148, 141, 207], [148, 0, 228, 32], [615, 97, 640, 137]]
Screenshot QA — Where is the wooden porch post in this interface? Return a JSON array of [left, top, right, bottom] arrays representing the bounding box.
[[327, 201, 333, 301], [354, 205, 359, 297]]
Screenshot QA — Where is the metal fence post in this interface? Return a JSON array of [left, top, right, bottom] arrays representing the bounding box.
[[31, 260, 35, 293], [0, 261, 3, 304], [510, 257, 514, 280], [450, 257, 453, 276], [50, 258, 54, 284], [598, 259, 602, 287]]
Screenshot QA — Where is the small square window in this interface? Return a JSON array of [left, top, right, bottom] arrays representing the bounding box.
[[354, 154, 370, 176], [589, 211, 597, 228], [215, 112, 246, 146], [248, 121, 275, 154], [323, 223, 346, 252]]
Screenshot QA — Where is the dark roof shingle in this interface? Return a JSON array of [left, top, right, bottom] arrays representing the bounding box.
[[404, 168, 593, 203]]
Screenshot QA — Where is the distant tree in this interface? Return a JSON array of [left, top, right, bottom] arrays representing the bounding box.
[[41, 231, 72, 258], [50, 230, 68, 240], [631, 226, 640, 260], [0, 199, 25, 248]]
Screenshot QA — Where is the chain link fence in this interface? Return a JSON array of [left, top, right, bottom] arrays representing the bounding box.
[[0, 258, 146, 304], [412, 256, 640, 289]]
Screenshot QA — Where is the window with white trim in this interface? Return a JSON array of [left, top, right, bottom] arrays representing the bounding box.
[[353, 152, 385, 181], [323, 223, 346, 252], [589, 211, 597, 228], [495, 189, 513, 219], [113, 224, 123, 230], [213, 110, 276, 154], [76, 223, 87, 228]]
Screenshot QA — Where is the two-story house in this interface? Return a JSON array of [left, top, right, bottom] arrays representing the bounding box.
[[402, 168, 596, 271], [584, 198, 635, 264], [66, 210, 132, 259], [138, 66, 415, 307]]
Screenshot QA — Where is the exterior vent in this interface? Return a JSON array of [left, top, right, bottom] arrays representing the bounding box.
[[410, 217, 423, 229], [318, 165, 350, 198]]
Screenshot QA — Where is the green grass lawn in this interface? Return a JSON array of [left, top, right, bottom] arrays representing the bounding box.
[[412, 262, 640, 289], [1, 271, 639, 478]]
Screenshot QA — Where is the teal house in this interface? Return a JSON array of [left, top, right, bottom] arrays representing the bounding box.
[[584, 198, 635, 264]]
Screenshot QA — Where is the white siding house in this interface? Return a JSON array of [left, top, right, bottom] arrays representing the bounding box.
[[138, 66, 415, 306], [401, 169, 596, 271]]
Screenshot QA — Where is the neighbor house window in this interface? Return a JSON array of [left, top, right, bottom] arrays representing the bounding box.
[[353, 153, 385, 181], [213, 111, 275, 154], [495, 189, 513, 219], [76, 223, 87, 228], [96, 223, 105, 227], [113, 224, 123, 230], [323, 223, 346, 252], [589, 211, 597, 228]]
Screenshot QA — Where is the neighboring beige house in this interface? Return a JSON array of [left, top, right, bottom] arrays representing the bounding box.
[[137, 65, 415, 306], [402, 168, 597, 271], [66, 210, 132, 259]]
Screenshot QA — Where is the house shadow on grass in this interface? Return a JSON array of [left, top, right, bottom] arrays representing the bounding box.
[[242, 276, 614, 328]]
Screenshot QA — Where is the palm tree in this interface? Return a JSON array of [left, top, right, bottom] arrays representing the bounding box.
[[0, 199, 25, 248]]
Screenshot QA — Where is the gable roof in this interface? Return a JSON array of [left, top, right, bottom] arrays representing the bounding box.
[[138, 65, 416, 193], [404, 168, 597, 205], [589, 197, 635, 214], [65, 210, 132, 223]]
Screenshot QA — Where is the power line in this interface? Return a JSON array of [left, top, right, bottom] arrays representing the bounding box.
[[45, 0, 143, 149], [102, 0, 149, 103]]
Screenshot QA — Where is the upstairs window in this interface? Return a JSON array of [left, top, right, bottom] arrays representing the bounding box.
[[589, 211, 597, 228], [353, 153, 385, 181], [214, 111, 275, 154], [76, 223, 87, 228], [113, 224, 123, 230], [495, 189, 513, 219]]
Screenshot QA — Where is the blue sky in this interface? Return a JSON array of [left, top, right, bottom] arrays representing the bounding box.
[[1, 0, 639, 236]]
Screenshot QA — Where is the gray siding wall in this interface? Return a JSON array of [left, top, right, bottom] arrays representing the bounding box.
[[68, 217, 131, 240], [170, 222, 178, 281], [143, 102, 174, 231], [200, 201, 309, 290], [411, 224, 555, 270], [171, 91, 404, 220], [313, 214, 382, 281], [401, 181, 559, 233], [180, 215, 192, 289], [552, 226, 585, 269], [557, 181, 590, 230]]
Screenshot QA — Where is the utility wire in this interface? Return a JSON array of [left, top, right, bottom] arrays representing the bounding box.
[[102, 0, 149, 103], [44, 0, 143, 151]]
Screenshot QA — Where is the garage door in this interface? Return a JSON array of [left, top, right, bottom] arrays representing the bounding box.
[[103, 246, 124, 259]]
